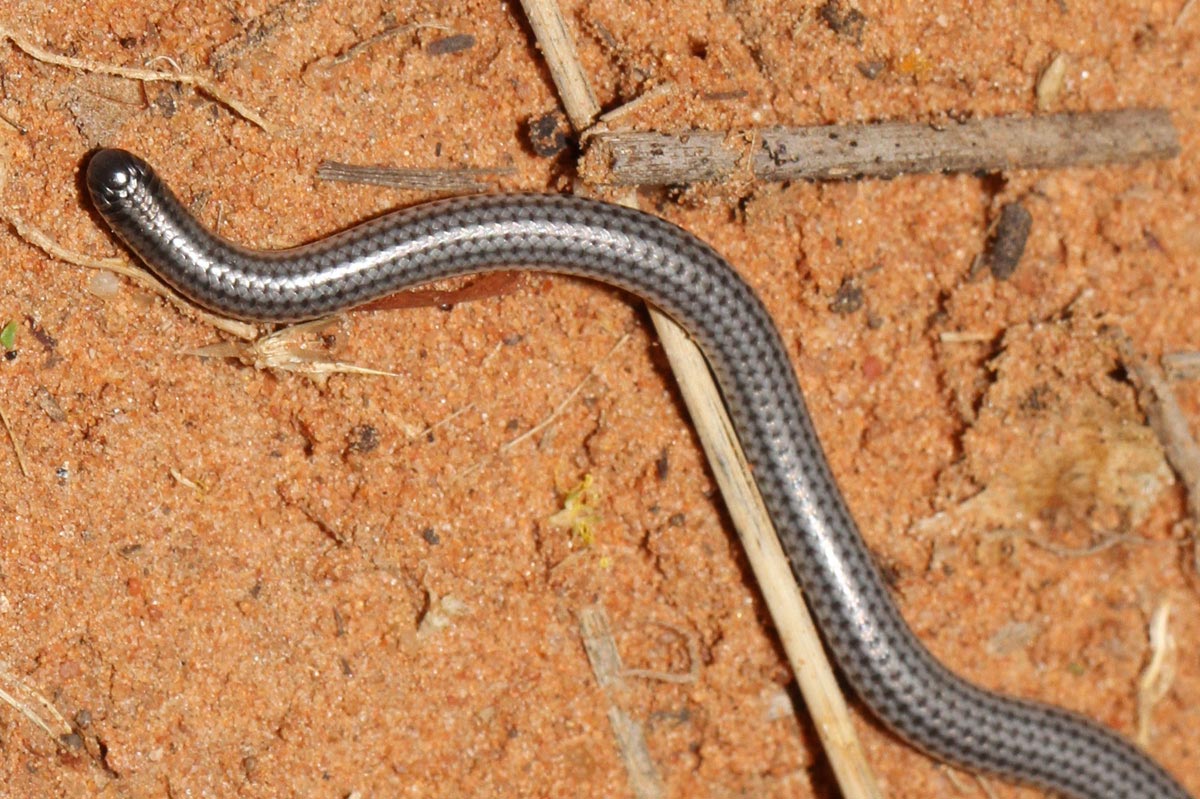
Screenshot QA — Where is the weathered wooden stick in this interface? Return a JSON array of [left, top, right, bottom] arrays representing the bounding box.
[[581, 108, 1179, 185]]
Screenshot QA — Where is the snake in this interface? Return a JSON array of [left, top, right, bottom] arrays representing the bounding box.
[[85, 147, 1192, 799]]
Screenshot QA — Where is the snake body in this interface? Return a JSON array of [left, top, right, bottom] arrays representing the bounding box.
[[86, 148, 1192, 799]]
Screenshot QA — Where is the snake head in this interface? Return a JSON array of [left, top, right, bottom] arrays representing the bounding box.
[[86, 148, 153, 214]]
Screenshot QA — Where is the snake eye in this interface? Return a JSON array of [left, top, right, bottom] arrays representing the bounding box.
[[86, 148, 147, 208]]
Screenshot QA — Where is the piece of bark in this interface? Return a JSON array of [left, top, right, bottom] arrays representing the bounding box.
[[581, 109, 1179, 186]]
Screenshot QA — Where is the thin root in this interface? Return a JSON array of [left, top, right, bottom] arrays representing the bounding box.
[[1, 29, 272, 131], [4, 210, 259, 339]]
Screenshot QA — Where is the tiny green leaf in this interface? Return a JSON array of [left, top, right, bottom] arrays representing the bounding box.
[[0, 320, 16, 350]]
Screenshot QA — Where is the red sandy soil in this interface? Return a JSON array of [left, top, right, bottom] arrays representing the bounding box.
[[0, 1, 1197, 797]]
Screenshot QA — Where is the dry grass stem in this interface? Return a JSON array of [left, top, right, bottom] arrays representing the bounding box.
[[316, 161, 516, 193], [498, 332, 629, 455], [411, 403, 476, 441], [982, 528, 1172, 559], [1, 29, 272, 131], [187, 318, 400, 380], [1178, 0, 1197, 26], [976, 775, 1001, 799], [0, 664, 72, 744], [456, 332, 627, 481], [517, 0, 600, 128], [1136, 600, 1178, 746], [0, 403, 30, 477], [594, 82, 676, 128], [939, 766, 971, 793], [939, 330, 995, 343]]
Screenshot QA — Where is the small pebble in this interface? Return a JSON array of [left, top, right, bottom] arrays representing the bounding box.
[[87, 270, 122, 299]]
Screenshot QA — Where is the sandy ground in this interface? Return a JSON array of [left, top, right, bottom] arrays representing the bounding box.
[[0, 1, 1197, 797]]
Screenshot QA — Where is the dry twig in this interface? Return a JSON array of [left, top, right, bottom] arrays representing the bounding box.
[[594, 82, 677, 127], [580, 109, 1180, 186]]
